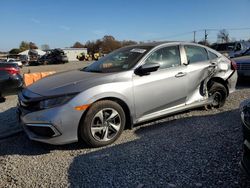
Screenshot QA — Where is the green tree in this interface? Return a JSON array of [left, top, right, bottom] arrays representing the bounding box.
[[19, 41, 29, 52], [9, 48, 21, 54]]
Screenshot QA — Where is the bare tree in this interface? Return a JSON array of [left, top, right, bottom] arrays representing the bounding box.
[[72, 42, 85, 48], [101, 35, 121, 54], [217, 29, 230, 43]]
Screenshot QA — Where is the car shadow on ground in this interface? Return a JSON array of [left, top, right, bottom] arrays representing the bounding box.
[[1, 108, 250, 186], [67, 109, 250, 187], [0, 108, 238, 156]]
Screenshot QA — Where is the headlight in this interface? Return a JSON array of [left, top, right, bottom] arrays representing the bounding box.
[[40, 94, 76, 109]]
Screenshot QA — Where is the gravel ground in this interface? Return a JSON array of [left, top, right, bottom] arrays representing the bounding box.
[[1, 65, 250, 187]]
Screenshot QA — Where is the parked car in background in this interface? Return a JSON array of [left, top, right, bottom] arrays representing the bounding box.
[[1, 58, 23, 68], [0, 63, 23, 102], [240, 99, 250, 176], [28, 49, 40, 66], [17, 42, 237, 147], [233, 48, 250, 77], [210, 41, 250, 58], [38, 49, 68, 65]]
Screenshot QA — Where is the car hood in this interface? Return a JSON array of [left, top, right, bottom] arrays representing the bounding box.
[[233, 55, 250, 64], [26, 70, 115, 97]]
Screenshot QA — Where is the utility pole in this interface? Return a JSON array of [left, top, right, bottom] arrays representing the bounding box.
[[205, 29, 208, 45], [193, 31, 196, 43]]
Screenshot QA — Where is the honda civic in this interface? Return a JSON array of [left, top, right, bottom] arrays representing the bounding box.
[[18, 42, 237, 147]]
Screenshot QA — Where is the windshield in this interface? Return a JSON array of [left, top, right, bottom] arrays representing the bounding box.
[[83, 46, 152, 73]]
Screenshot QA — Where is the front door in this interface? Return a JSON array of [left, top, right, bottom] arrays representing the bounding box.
[[133, 45, 188, 120]]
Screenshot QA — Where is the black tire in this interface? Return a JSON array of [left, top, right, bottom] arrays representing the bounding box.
[[208, 82, 227, 108], [79, 100, 126, 147]]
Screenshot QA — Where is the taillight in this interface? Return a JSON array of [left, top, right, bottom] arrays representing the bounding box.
[[230, 59, 237, 70], [0, 67, 20, 75]]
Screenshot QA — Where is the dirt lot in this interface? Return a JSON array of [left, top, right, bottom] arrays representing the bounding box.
[[1, 63, 250, 187]]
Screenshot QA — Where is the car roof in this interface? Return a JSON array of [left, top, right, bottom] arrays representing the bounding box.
[[128, 41, 209, 48]]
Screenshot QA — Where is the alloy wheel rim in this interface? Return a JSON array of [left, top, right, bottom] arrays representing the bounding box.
[[90, 108, 121, 142]]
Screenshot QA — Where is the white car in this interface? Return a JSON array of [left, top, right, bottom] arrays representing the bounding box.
[[5, 58, 23, 68]]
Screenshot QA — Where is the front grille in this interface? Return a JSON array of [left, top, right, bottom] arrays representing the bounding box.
[[237, 63, 250, 70]]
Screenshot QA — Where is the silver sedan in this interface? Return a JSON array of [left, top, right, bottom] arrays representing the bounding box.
[[18, 42, 237, 147]]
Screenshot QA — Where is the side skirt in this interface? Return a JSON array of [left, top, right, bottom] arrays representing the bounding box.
[[135, 99, 212, 124]]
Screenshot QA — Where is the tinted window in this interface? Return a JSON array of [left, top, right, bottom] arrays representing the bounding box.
[[144, 46, 181, 69], [208, 51, 218, 60], [184, 45, 209, 63]]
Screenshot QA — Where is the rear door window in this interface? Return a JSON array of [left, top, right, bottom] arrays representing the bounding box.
[[184, 45, 209, 64], [208, 51, 218, 60]]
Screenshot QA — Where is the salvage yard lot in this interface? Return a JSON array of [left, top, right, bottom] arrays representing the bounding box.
[[20, 61, 92, 74], [1, 62, 250, 187]]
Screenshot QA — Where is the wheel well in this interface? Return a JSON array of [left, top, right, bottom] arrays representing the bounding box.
[[207, 77, 229, 96], [96, 97, 133, 130]]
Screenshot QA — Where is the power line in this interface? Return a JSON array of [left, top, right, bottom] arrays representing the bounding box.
[[145, 27, 250, 42]]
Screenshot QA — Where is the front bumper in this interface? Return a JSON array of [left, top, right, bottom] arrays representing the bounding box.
[[17, 103, 84, 145]]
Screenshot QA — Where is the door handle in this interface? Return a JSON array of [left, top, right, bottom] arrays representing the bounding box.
[[175, 72, 186, 78], [209, 62, 217, 68]]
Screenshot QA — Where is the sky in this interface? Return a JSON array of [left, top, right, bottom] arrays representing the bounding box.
[[1, 0, 250, 51]]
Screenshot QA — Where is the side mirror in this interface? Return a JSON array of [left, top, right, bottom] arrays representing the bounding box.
[[135, 63, 160, 75]]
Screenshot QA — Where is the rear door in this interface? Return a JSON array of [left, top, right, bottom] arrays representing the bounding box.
[[182, 45, 214, 104], [133, 45, 188, 119]]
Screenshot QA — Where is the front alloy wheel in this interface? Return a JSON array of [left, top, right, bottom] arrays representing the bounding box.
[[91, 108, 121, 142], [79, 100, 125, 147]]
